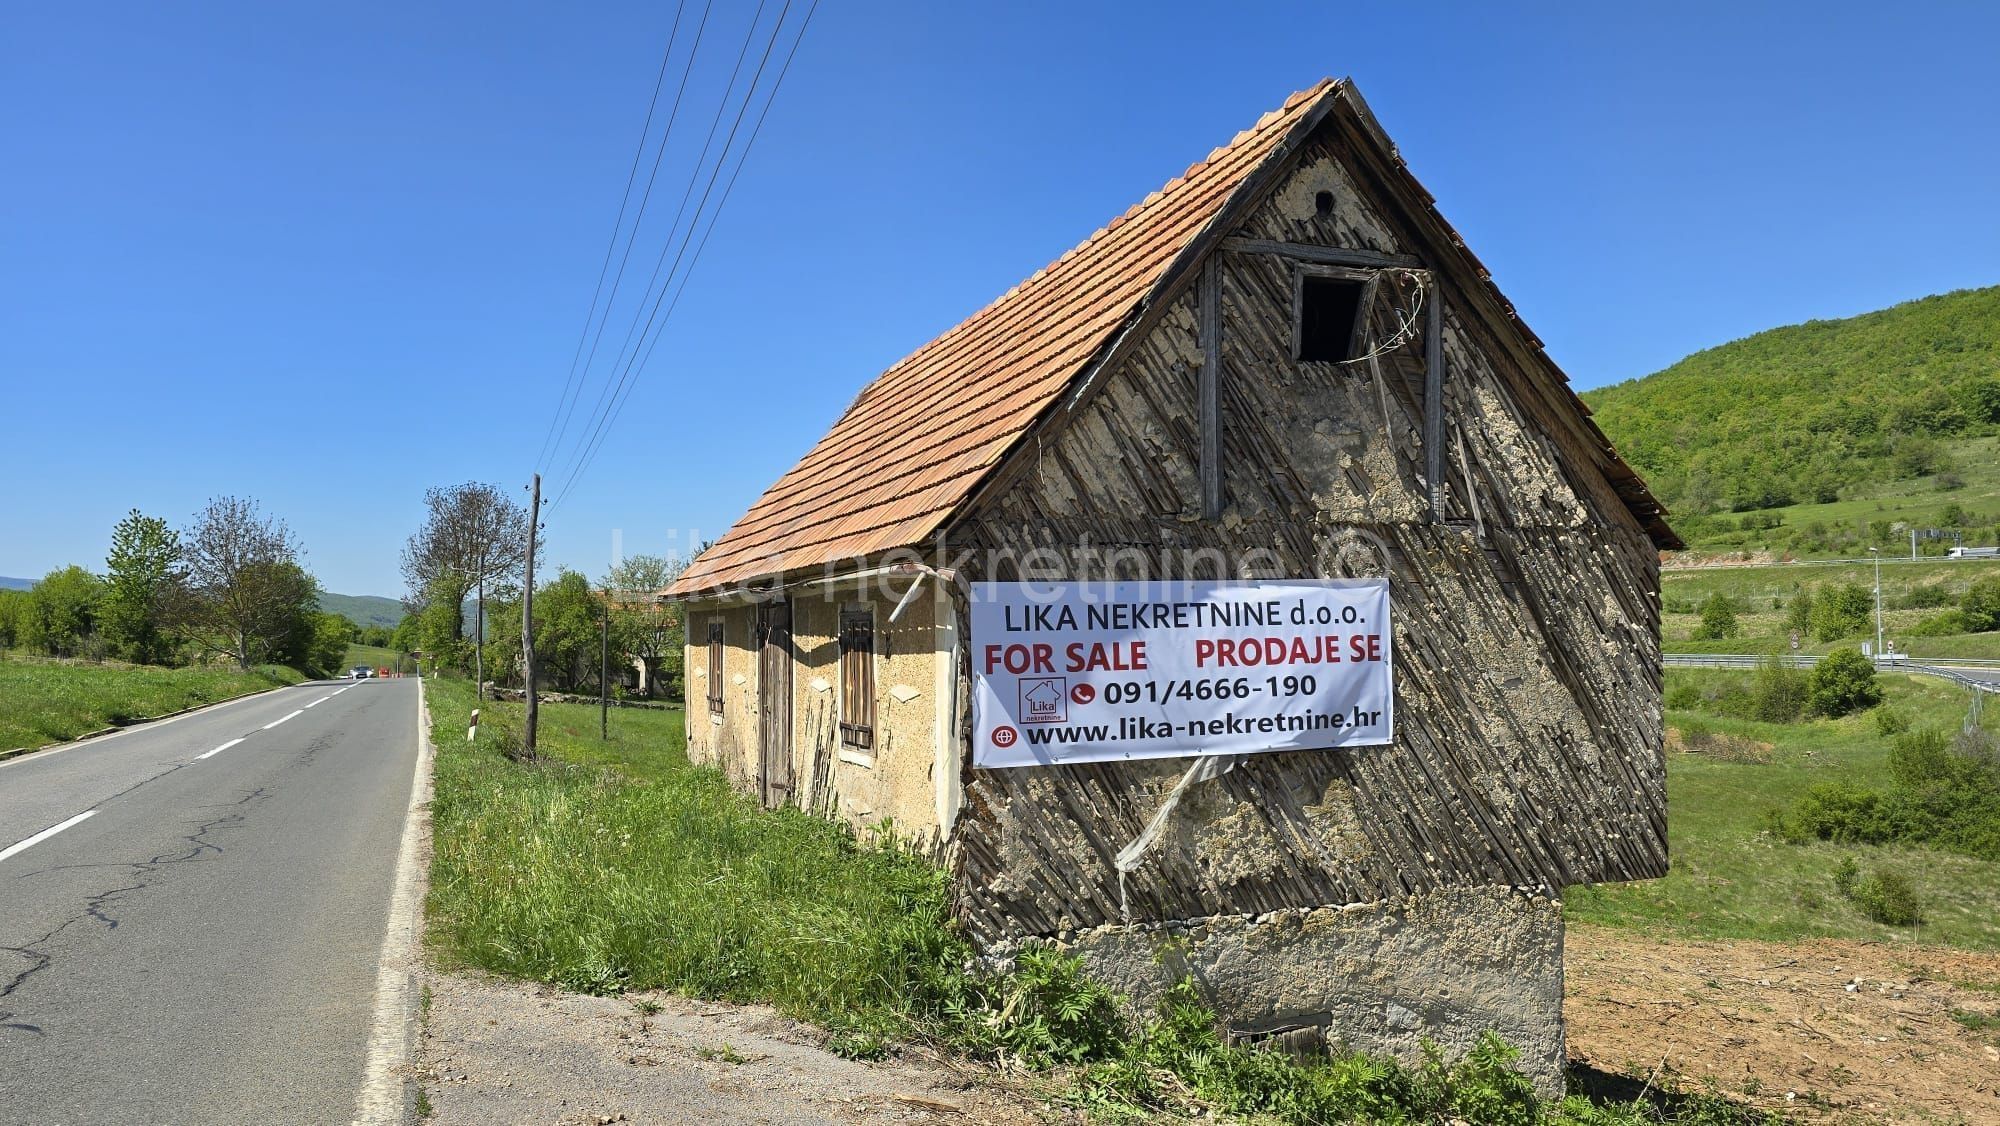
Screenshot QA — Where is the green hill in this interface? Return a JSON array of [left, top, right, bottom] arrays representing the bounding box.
[[1585, 286, 2000, 543], [319, 592, 404, 629]]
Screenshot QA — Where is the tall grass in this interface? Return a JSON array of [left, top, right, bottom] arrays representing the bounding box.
[[0, 654, 303, 752], [424, 677, 958, 1041]]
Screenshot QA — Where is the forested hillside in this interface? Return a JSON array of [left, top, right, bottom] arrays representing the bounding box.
[[1585, 286, 2000, 519]]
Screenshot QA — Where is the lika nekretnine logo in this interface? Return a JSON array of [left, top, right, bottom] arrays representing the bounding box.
[[1017, 677, 1067, 724]]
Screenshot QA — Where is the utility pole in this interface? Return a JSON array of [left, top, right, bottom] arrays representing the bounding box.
[[522, 473, 540, 759], [1869, 546, 1884, 659], [474, 565, 485, 702], [600, 588, 611, 741]]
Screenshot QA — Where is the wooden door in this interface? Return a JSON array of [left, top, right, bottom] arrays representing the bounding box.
[[756, 601, 794, 808]]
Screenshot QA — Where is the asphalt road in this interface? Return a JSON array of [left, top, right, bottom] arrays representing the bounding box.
[[0, 677, 421, 1125]]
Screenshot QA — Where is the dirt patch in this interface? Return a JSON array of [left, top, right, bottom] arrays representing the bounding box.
[[414, 968, 1056, 1125], [1567, 923, 2000, 1122]]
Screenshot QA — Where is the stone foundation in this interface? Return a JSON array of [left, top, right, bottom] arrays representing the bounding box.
[[987, 885, 1565, 1096]]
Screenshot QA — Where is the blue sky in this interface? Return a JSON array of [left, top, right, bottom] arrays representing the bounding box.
[[4, 1, 1997, 597]]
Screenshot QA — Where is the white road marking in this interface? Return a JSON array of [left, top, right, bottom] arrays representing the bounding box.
[[332, 685, 354, 696], [263, 710, 304, 730], [352, 680, 433, 1124], [304, 694, 336, 709], [195, 737, 246, 761], [0, 809, 98, 864]]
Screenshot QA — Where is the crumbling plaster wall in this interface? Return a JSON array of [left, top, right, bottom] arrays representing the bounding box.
[[682, 602, 759, 785], [791, 588, 945, 842]]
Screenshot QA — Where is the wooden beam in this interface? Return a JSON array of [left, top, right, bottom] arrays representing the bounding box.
[[1220, 236, 1420, 270], [1199, 257, 1223, 521], [1425, 286, 1444, 519]]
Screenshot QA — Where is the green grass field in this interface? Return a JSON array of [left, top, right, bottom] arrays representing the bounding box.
[[1566, 670, 2000, 950], [0, 654, 304, 753], [1662, 557, 2000, 658]]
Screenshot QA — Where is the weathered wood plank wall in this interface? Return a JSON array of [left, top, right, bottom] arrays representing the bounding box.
[[945, 129, 1664, 943]]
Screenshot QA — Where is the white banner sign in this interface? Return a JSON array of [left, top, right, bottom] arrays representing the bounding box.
[[970, 579, 1393, 768]]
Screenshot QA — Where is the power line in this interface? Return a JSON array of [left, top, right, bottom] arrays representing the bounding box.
[[536, 2, 693, 474], [540, 0, 712, 476], [546, 0, 778, 505], [570, 4, 821, 505], [550, 0, 815, 509]]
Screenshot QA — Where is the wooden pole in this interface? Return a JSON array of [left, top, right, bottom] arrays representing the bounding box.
[[599, 589, 610, 741], [474, 567, 485, 703], [522, 473, 539, 759]]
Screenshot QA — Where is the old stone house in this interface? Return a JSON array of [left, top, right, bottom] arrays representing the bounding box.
[[666, 78, 1678, 1089]]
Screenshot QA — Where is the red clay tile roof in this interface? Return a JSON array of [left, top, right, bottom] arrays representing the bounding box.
[[671, 83, 1340, 597], [670, 80, 1672, 597]]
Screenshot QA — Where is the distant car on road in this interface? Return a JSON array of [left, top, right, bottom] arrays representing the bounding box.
[[349, 666, 373, 679]]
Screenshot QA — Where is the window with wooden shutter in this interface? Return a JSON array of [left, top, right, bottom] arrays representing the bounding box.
[[838, 609, 874, 750], [706, 621, 724, 716]]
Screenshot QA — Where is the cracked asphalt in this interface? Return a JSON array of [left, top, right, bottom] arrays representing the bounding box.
[[0, 677, 420, 1125]]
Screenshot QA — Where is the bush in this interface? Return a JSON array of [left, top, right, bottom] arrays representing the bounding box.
[[1908, 609, 1973, 637], [1874, 707, 1910, 736], [1691, 594, 1742, 640], [1852, 868, 1925, 925], [1963, 576, 2000, 632], [1665, 682, 1703, 711], [1893, 582, 1957, 610], [1774, 728, 2000, 861], [1749, 655, 1807, 723], [1806, 647, 1881, 717], [1809, 584, 1874, 641]]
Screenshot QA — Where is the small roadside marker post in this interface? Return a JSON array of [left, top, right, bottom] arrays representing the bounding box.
[[468, 709, 480, 743]]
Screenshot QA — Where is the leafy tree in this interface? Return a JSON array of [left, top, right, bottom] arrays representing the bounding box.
[[1809, 583, 1873, 642], [1806, 647, 1882, 717], [1690, 594, 1741, 640], [21, 566, 104, 658], [100, 509, 183, 665], [1962, 576, 2000, 632], [402, 482, 534, 693], [604, 554, 688, 699], [0, 588, 27, 649], [1784, 588, 1816, 635], [173, 496, 318, 668], [531, 569, 603, 693]]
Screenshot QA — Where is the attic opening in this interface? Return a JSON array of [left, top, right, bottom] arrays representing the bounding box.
[[1313, 189, 1334, 216], [1296, 274, 1368, 362]]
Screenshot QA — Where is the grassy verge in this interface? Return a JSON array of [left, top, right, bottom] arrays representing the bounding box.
[[1567, 672, 2000, 949], [0, 653, 304, 752], [424, 678, 1773, 1123]]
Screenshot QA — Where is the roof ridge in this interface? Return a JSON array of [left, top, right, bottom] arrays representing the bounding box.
[[842, 81, 1333, 419]]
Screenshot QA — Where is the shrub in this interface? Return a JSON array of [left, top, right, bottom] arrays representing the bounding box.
[[1874, 707, 1910, 736], [1775, 728, 2000, 861], [1749, 655, 1807, 723], [1806, 647, 1881, 717], [1809, 584, 1874, 641], [1852, 869, 1924, 926], [1665, 682, 1702, 711], [1963, 576, 2000, 632], [1893, 582, 1957, 610], [1908, 609, 1972, 637], [1691, 595, 1742, 641]]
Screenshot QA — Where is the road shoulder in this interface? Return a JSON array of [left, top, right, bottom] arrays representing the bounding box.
[[352, 678, 436, 1124], [412, 968, 1051, 1125]]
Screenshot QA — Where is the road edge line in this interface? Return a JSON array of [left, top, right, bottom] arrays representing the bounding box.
[[352, 680, 434, 1125]]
